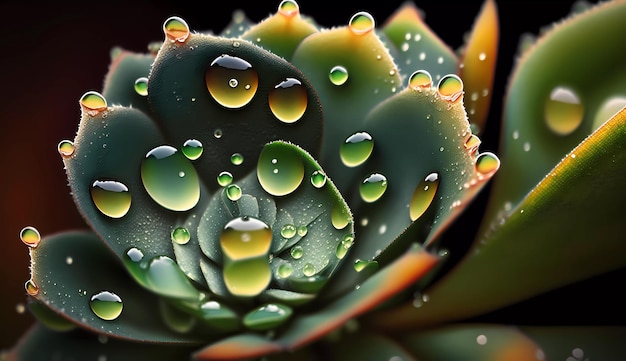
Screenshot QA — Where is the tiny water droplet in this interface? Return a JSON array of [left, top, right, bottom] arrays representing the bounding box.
[[277, 263, 293, 278], [163, 16, 190, 43], [349, 11, 375, 35], [297, 225, 308, 237], [25, 279, 39, 296], [302, 262, 316, 276], [230, 153, 244, 165], [257, 144, 304, 196], [409, 173, 439, 221], [280, 224, 297, 239], [269, 78, 307, 123], [360, 173, 388, 203], [213, 129, 223, 138], [171, 227, 191, 245], [80, 91, 107, 115], [545, 86, 584, 135], [226, 184, 242, 201], [341, 131, 373, 167], [310, 170, 327, 188], [141, 145, 200, 211], [408, 70, 432, 89], [181, 139, 203, 160], [57, 140, 75, 157], [476, 152, 500, 175], [20, 226, 41, 248], [437, 74, 464, 101], [90, 291, 123, 321], [134, 77, 149, 96], [329, 65, 349, 86], [243, 303, 293, 331], [221, 217, 272, 260], [290, 245, 303, 259], [464, 134, 481, 153], [90, 180, 131, 218], [331, 203, 350, 230], [206, 54, 258, 108], [217, 171, 233, 187], [278, 0, 299, 17], [354, 259, 377, 272]]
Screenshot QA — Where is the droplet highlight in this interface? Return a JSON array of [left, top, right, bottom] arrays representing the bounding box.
[[163, 16, 190, 43], [341, 131, 373, 167], [231, 153, 244, 166], [408, 70, 432, 89], [437, 74, 464, 101], [280, 224, 297, 239], [269, 78, 307, 124], [206, 54, 258, 108], [409, 173, 439, 221], [20, 226, 41, 248], [90, 291, 123, 321], [544, 86, 584, 136], [182, 139, 203, 160], [134, 77, 149, 96], [360, 173, 388, 203], [349, 11, 375, 35], [90, 180, 131, 218], [329, 65, 349, 86], [257, 144, 304, 196]]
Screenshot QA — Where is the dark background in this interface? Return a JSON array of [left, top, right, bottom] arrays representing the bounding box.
[[1, 0, 622, 351]]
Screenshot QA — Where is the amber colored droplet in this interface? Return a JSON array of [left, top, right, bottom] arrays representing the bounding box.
[[57, 140, 75, 157], [268, 78, 308, 124], [464, 134, 481, 153], [163, 16, 190, 43], [544, 86, 584, 136], [437, 74, 464, 102], [408, 70, 432, 89], [25, 279, 39, 296], [20, 226, 41, 248], [278, 0, 299, 17], [409, 173, 439, 221], [80, 91, 107, 115], [475, 152, 500, 175], [206, 54, 259, 109], [349, 11, 375, 35]]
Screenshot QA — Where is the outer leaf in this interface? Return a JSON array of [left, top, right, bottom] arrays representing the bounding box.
[[364, 108, 626, 330]]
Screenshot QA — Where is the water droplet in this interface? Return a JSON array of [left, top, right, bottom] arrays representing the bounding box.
[[146, 256, 199, 300], [476, 334, 488, 345], [464, 134, 481, 153], [20, 226, 41, 248], [329, 65, 349, 86], [302, 262, 316, 276], [310, 170, 327, 188], [476, 152, 500, 175], [340, 131, 374, 167], [280, 224, 297, 239], [181, 139, 203, 160], [297, 225, 308, 237], [171, 227, 191, 245], [25, 279, 39, 296], [408, 70, 432, 89], [331, 203, 350, 230], [163, 16, 190, 43], [437, 74, 464, 101], [213, 129, 223, 138], [354, 259, 377, 272], [90, 180, 131, 218], [225, 184, 242, 201], [277, 263, 293, 278], [257, 144, 304, 196], [544, 86, 584, 135], [206, 54, 258, 108], [141, 145, 200, 211], [134, 77, 149, 96], [221, 217, 272, 260], [278, 0, 299, 17], [592, 96, 626, 131], [224, 257, 271, 297], [217, 171, 233, 187], [335, 236, 353, 259], [360, 173, 388, 203], [243, 303, 293, 331], [230, 153, 244, 166], [269, 78, 307, 123], [90, 291, 123, 321], [80, 91, 107, 115], [409, 173, 439, 221], [57, 140, 75, 157], [349, 11, 375, 35], [290, 245, 303, 259]]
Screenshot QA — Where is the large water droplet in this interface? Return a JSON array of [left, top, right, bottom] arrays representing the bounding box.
[[206, 54, 258, 108], [134, 77, 149, 96], [302, 262, 316, 276], [20, 226, 41, 248], [171, 227, 191, 245], [340, 131, 373, 167], [269, 78, 307, 124], [331, 203, 351, 230], [360, 173, 388, 203], [349, 11, 375, 35], [90, 291, 123, 321], [408, 70, 432, 89], [163, 16, 190, 43], [25, 279, 39, 296], [476, 152, 500, 175], [57, 140, 75, 157], [329, 65, 349, 86], [544, 86, 584, 135], [221, 216, 272, 260], [182, 139, 203, 160], [90, 180, 131, 218], [437, 74, 464, 101], [278, 0, 299, 17], [277, 263, 293, 278], [243, 303, 293, 331], [223, 258, 271, 297], [257, 144, 304, 196], [80, 91, 107, 116], [409, 173, 439, 221], [141, 145, 200, 211]]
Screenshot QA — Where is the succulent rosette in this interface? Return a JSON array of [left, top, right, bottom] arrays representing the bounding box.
[[5, 0, 626, 360]]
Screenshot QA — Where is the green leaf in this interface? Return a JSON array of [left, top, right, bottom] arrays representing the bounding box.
[[364, 109, 626, 330], [27, 231, 205, 343]]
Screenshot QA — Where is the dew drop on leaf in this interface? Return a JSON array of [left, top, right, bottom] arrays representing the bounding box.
[[89, 291, 123, 321], [231, 152, 244, 166], [90, 180, 131, 218], [302, 262, 316, 276], [277, 263, 293, 278], [349, 11, 375, 35], [476, 152, 500, 175], [146, 256, 199, 300], [225, 184, 242, 201], [134, 77, 149, 96], [221, 216, 272, 260], [280, 224, 297, 239], [268, 78, 307, 124], [171, 227, 191, 245], [408, 70, 432, 89], [278, 0, 299, 17], [544, 86, 583, 135], [297, 225, 308, 237], [181, 139, 203, 160], [163, 16, 190, 43], [329, 65, 349, 86], [592, 96, 626, 131], [360, 173, 388, 203], [243, 303, 293, 331], [437, 74, 464, 102], [340, 131, 374, 167], [290, 245, 304, 259], [223, 258, 271, 297], [331, 203, 351, 230], [257, 144, 304, 196], [25, 279, 39, 296], [80, 91, 107, 115], [206, 54, 258, 108], [217, 171, 234, 187], [310, 170, 327, 188], [409, 172, 439, 221], [57, 140, 75, 157], [464, 134, 481, 154], [20, 226, 41, 248]]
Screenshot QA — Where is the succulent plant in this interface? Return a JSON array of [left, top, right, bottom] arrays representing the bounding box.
[[4, 0, 626, 360]]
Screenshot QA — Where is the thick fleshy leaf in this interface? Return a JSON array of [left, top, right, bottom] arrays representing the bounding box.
[[399, 324, 544, 361], [521, 326, 626, 361], [364, 108, 626, 330], [380, 2, 458, 83], [102, 48, 155, 115], [195, 245, 439, 360], [323, 84, 498, 299], [27, 231, 205, 343], [481, 0, 626, 227], [458, 0, 499, 132], [7, 324, 196, 361], [147, 32, 323, 193]]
